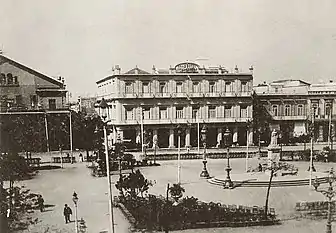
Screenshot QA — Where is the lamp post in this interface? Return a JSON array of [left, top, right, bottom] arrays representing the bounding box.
[[313, 168, 336, 233], [223, 128, 233, 189], [279, 133, 283, 161], [177, 125, 182, 184], [200, 125, 210, 178], [308, 113, 316, 186], [99, 98, 115, 233], [72, 192, 79, 233]]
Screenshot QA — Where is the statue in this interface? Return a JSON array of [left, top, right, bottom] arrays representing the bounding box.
[[270, 129, 278, 146]]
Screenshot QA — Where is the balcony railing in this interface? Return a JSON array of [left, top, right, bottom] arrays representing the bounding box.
[[110, 117, 253, 125], [272, 115, 308, 121], [113, 91, 252, 99]]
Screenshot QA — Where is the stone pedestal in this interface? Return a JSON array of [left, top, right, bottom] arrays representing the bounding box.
[[267, 145, 281, 168]]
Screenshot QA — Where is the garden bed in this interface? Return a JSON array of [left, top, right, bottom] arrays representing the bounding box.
[[116, 195, 280, 231]]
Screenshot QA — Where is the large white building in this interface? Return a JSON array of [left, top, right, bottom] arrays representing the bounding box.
[[96, 62, 254, 148]]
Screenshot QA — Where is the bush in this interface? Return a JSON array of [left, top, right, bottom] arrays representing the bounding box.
[[119, 195, 277, 231]]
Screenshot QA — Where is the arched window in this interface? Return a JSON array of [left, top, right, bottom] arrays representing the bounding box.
[[7, 73, 13, 85], [285, 105, 291, 116], [272, 105, 278, 116], [0, 73, 6, 85]]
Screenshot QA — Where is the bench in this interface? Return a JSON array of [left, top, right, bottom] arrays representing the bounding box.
[[25, 158, 41, 167], [52, 156, 76, 163]]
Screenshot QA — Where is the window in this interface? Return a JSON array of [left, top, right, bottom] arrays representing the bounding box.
[[15, 95, 22, 105], [176, 107, 184, 119], [192, 107, 200, 119], [208, 106, 216, 118], [176, 82, 183, 93], [48, 99, 56, 110], [326, 104, 332, 117], [312, 105, 318, 117], [240, 106, 248, 118], [209, 82, 216, 93], [160, 107, 167, 119], [159, 82, 166, 93], [285, 105, 291, 116], [7, 74, 13, 85], [241, 82, 248, 92], [0, 73, 6, 85], [142, 82, 150, 93], [224, 106, 232, 118], [297, 104, 303, 116], [143, 107, 150, 119], [193, 82, 200, 93], [126, 108, 134, 120], [225, 82, 232, 92], [14, 76, 18, 84], [125, 82, 133, 94], [30, 95, 37, 107], [272, 105, 278, 116]]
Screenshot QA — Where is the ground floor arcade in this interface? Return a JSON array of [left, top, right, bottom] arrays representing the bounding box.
[[109, 123, 254, 149], [270, 120, 336, 144]]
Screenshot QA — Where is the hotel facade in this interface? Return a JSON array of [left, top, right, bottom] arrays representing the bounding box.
[[96, 62, 254, 148]]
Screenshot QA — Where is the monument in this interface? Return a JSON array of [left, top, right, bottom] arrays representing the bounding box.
[[267, 129, 281, 168]]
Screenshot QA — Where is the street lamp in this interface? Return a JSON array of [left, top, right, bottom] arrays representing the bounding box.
[[313, 168, 336, 233], [72, 192, 79, 233], [177, 125, 182, 184], [99, 98, 115, 233], [223, 128, 234, 189], [200, 125, 210, 178]]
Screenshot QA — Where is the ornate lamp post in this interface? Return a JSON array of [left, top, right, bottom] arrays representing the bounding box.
[[99, 98, 115, 233], [200, 125, 210, 178], [313, 168, 336, 233], [223, 128, 234, 189], [72, 192, 79, 233]]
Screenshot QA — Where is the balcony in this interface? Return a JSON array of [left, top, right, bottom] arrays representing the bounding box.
[[114, 91, 252, 99], [112, 117, 252, 126], [272, 115, 308, 121]]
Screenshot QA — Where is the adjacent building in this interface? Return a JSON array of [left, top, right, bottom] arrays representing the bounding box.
[[96, 62, 254, 148], [255, 79, 336, 143], [0, 55, 67, 112]]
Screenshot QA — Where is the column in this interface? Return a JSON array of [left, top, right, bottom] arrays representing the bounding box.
[[216, 128, 222, 148], [136, 127, 141, 144], [248, 129, 254, 146], [332, 123, 336, 142], [185, 128, 191, 148], [152, 129, 158, 148], [169, 128, 175, 148], [318, 125, 324, 142], [233, 127, 238, 145]]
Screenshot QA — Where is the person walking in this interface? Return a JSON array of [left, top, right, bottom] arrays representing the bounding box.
[[37, 195, 44, 212], [63, 204, 72, 224]]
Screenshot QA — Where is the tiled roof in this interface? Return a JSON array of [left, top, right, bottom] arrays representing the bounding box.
[[0, 54, 64, 87]]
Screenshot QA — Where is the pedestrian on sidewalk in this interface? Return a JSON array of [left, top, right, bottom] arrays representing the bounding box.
[[37, 195, 44, 212], [63, 204, 72, 224]]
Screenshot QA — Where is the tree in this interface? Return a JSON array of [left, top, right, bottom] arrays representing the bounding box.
[[251, 92, 272, 155], [115, 170, 152, 199]]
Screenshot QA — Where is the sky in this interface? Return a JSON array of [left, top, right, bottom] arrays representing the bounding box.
[[1, 0, 336, 99]]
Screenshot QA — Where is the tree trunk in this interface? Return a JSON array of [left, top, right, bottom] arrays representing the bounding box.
[[0, 180, 9, 233], [258, 133, 261, 158], [265, 169, 274, 219]]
